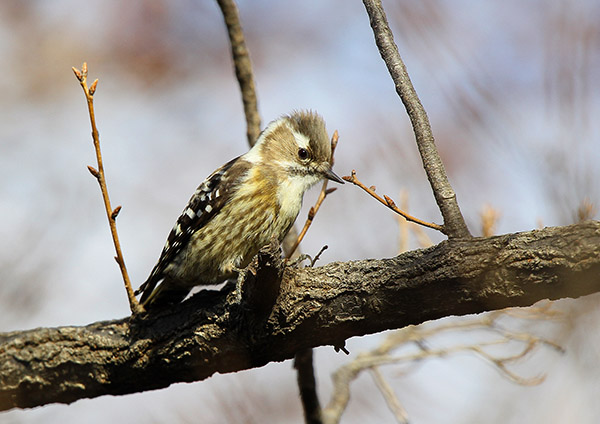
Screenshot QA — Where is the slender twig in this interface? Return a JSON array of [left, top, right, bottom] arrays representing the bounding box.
[[72, 63, 143, 315], [216, 0, 261, 146], [309, 245, 329, 267], [287, 131, 339, 258], [361, 0, 471, 239], [343, 170, 444, 233]]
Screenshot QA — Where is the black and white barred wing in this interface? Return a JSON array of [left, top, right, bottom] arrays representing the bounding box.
[[136, 156, 242, 302]]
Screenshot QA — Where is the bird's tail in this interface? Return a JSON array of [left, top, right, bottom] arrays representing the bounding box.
[[137, 276, 190, 310]]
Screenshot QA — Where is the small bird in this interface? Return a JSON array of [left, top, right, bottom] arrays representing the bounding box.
[[136, 111, 343, 309]]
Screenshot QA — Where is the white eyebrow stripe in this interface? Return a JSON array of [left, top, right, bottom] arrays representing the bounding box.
[[244, 117, 288, 164], [290, 129, 310, 149]]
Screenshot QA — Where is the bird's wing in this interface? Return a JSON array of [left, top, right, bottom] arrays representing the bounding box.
[[137, 156, 249, 303]]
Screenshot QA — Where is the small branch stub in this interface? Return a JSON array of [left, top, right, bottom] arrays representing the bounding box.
[[89, 79, 98, 96], [238, 237, 285, 324], [87, 165, 100, 179], [72, 67, 83, 81], [111, 206, 122, 220], [383, 195, 396, 208]]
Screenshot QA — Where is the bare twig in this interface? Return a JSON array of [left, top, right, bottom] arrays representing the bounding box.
[[287, 131, 340, 258], [216, 0, 261, 146], [344, 170, 444, 233], [361, 0, 471, 239], [309, 245, 328, 267], [72, 63, 143, 315]]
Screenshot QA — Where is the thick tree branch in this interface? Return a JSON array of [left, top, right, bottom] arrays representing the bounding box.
[[2, 221, 600, 411], [362, 0, 471, 238]]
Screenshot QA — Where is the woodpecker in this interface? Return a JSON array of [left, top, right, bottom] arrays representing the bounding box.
[[136, 111, 343, 309]]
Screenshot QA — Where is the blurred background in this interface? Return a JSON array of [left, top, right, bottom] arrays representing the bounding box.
[[1, 0, 600, 422]]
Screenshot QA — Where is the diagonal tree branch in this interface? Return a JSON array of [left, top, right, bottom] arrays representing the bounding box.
[[2, 221, 600, 411], [362, 0, 471, 239]]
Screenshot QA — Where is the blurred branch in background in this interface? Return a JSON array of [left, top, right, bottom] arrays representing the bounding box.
[[386, 0, 600, 230], [480, 204, 501, 237], [396, 190, 435, 254], [322, 304, 563, 424], [577, 197, 597, 223]]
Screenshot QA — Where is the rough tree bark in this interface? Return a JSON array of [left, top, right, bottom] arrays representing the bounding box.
[[2, 221, 600, 411]]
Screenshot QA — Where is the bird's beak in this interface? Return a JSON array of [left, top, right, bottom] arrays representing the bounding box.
[[325, 168, 345, 184]]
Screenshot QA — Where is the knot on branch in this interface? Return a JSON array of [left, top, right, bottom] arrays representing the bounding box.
[[237, 237, 285, 324]]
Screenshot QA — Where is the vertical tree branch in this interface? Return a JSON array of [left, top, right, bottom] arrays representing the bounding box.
[[216, 2, 321, 422], [362, 0, 471, 239], [216, 0, 262, 146], [294, 349, 323, 424]]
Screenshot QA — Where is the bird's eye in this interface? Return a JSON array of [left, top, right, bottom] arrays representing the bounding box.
[[298, 148, 309, 160]]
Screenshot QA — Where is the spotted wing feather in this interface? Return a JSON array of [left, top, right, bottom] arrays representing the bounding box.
[[137, 156, 241, 303]]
